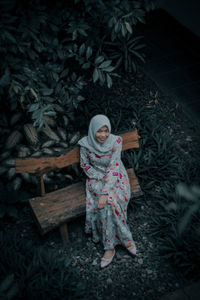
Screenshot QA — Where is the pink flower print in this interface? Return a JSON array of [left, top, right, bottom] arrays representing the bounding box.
[[115, 209, 119, 215], [83, 163, 86, 166], [116, 138, 121, 144], [108, 154, 111, 158], [112, 172, 118, 176], [106, 170, 110, 174], [85, 166, 91, 171], [117, 179, 120, 184], [116, 162, 119, 166], [120, 173, 122, 179], [109, 196, 112, 199], [95, 154, 101, 158], [87, 202, 92, 206], [124, 197, 128, 202]]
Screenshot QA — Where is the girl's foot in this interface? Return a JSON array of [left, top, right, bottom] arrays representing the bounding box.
[[100, 249, 115, 268], [127, 243, 137, 256]]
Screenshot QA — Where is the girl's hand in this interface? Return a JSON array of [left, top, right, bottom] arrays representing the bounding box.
[[98, 195, 108, 209]]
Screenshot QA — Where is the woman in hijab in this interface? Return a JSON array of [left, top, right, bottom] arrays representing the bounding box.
[[78, 114, 136, 268]]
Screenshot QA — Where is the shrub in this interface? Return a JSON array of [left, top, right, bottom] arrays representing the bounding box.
[[0, 230, 87, 299], [0, 0, 156, 189]]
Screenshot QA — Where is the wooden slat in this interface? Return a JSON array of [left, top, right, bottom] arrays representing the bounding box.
[[15, 130, 140, 174], [29, 168, 143, 235]]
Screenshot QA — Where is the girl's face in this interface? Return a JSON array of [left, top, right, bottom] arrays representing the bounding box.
[[95, 125, 110, 143]]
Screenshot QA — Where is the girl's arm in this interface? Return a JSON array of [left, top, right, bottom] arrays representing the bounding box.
[[100, 137, 122, 194], [80, 146, 104, 180]]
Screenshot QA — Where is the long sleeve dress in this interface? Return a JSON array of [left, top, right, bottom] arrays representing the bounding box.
[[80, 136, 135, 250]]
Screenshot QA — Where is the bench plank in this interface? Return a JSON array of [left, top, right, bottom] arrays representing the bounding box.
[[15, 130, 140, 174], [29, 168, 143, 235]]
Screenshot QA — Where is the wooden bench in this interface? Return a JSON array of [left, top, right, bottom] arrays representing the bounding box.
[[15, 130, 143, 244]]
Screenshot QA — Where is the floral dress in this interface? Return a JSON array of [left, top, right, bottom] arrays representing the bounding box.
[[80, 136, 135, 250]]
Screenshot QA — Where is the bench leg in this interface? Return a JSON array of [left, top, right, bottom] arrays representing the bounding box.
[[59, 223, 69, 244]]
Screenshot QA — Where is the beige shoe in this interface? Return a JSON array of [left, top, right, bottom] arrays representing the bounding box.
[[127, 243, 137, 256], [100, 249, 115, 268]]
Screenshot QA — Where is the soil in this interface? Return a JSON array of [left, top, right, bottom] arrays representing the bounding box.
[[1, 68, 200, 300]]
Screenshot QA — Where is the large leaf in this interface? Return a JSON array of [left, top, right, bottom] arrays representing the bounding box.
[[86, 46, 92, 59], [93, 68, 99, 83], [99, 60, 112, 69], [106, 73, 112, 88], [95, 56, 104, 64], [40, 88, 54, 96]]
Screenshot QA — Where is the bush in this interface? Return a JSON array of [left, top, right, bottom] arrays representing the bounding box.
[[0, 231, 87, 299], [0, 0, 156, 190]]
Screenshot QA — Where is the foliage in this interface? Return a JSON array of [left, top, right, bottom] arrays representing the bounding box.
[[0, 0, 155, 130], [0, 183, 30, 220], [0, 230, 87, 299], [167, 183, 200, 235]]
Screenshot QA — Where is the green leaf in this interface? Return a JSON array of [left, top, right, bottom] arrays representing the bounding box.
[[102, 66, 115, 72], [78, 29, 88, 36], [129, 49, 145, 63], [40, 88, 54, 96], [114, 21, 120, 33], [86, 46, 92, 59], [28, 103, 39, 112], [132, 61, 136, 73], [72, 30, 77, 40], [98, 69, 105, 84], [95, 56, 104, 65], [125, 22, 133, 34], [108, 16, 115, 28], [71, 72, 77, 81], [134, 44, 146, 50], [44, 111, 56, 116], [99, 60, 112, 69], [121, 23, 126, 37], [4, 31, 16, 43], [82, 62, 91, 69], [60, 68, 69, 78], [93, 68, 99, 83], [0, 274, 15, 292], [106, 73, 112, 88], [79, 43, 86, 56], [0, 68, 10, 87], [52, 72, 59, 82], [77, 95, 85, 101]]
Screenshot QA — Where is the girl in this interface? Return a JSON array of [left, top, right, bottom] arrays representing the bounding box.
[[78, 115, 137, 268]]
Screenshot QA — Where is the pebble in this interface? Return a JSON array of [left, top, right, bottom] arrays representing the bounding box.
[[107, 278, 112, 285], [116, 253, 121, 259], [138, 258, 143, 264], [92, 258, 98, 266], [123, 255, 130, 259], [79, 259, 85, 266]]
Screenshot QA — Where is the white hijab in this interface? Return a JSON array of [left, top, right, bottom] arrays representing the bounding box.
[[78, 114, 117, 155]]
